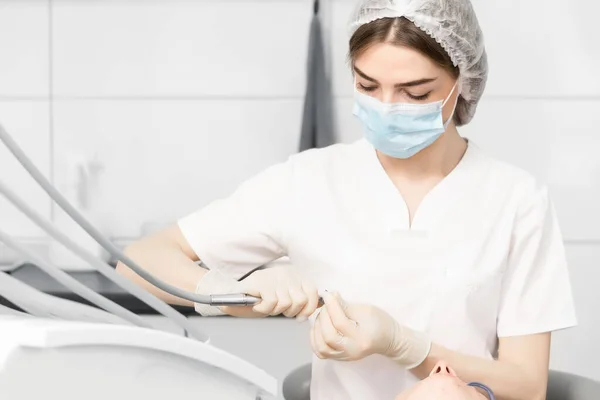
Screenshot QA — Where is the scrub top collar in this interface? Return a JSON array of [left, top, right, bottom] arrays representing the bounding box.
[[357, 137, 489, 233]]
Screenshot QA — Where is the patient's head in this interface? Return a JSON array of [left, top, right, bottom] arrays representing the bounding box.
[[395, 361, 488, 400]]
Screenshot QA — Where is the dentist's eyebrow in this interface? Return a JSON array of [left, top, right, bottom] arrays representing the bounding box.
[[354, 66, 378, 82], [354, 66, 437, 87]]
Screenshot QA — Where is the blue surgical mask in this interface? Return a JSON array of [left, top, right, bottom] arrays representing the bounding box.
[[352, 80, 459, 159]]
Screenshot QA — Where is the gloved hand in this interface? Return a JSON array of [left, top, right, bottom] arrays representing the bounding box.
[[310, 291, 431, 369], [194, 266, 320, 320]]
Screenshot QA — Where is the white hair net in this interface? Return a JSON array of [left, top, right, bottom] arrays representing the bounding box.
[[348, 0, 488, 125]]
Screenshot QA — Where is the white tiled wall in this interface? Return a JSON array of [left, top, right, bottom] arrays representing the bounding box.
[[0, 102, 51, 237], [0, 0, 50, 241], [1, 0, 599, 385], [52, 99, 302, 237], [0, 0, 49, 97], [49, 0, 312, 240], [469, 0, 600, 98], [51, 1, 312, 98], [0, 0, 314, 244]]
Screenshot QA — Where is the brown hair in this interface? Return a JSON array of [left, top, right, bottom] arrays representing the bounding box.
[[349, 17, 466, 125]]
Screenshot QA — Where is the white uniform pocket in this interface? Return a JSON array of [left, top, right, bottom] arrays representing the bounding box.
[[427, 244, 507, 356]]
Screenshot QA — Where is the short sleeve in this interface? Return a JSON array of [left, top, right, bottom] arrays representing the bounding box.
[[496, 185, 577, 337], [177, 160, 292, 279]]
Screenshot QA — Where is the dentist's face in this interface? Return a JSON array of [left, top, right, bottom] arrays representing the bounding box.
[[353, 42, 459, 123], [395, 361, 487, 400]]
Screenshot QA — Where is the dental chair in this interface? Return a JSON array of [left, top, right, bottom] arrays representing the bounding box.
[[0, 315, 277, 400], [282, 363, 600, 400]]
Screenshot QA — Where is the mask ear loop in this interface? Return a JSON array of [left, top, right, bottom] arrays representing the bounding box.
[[442, 77, 461, 107], [442, 77, 461, 128]]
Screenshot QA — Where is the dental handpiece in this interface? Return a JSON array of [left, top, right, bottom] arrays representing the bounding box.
[[210, 294, 325, 307], [210, 294, 261, 307]]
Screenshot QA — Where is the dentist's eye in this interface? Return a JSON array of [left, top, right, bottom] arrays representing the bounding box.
[[358, 83, 377, 92], [406, 91, 431, 101]]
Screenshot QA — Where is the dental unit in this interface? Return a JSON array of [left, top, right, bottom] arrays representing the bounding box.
[[0, 124, 278, 399]]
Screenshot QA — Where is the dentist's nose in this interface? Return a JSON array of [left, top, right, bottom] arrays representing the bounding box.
[[381, 90, 395, 104], [429, 361, 457, 377]]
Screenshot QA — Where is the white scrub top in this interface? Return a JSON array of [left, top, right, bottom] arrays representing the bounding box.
[[178, 139, 577, 400]]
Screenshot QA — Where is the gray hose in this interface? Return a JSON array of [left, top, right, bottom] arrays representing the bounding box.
[[0, 124, 259, 308], [0, 229, 150, 328], [0, 271, 127, 325], [0, 303, 32, 317], [0, 272, 54, 318], [0, 180, 209, 342]]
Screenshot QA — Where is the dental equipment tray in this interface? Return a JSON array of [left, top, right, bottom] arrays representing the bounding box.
[[0, 263, 197, 316]]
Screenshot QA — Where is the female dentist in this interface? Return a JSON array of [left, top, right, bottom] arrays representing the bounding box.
[[117, 0, 577, 399]]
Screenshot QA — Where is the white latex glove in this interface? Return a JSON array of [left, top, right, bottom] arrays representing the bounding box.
[[311, 291, 431, 369], [194, 266, 320, 320]]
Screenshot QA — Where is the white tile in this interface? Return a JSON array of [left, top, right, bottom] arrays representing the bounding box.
[[550, 244, 600, 382], [334, 97, 363, 144], [52, 99, 303, 238], [471, 0, 600, 97], [52, 0, 312, 97], [0, 1, 49, 97], [460, 98, 600, 242], [0, 101, 51, 237], [331, 0, 600, 97]]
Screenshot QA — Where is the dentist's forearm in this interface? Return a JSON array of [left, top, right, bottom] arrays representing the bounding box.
[[408, 342, 547, 400], [116, 225, 206, 307]]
